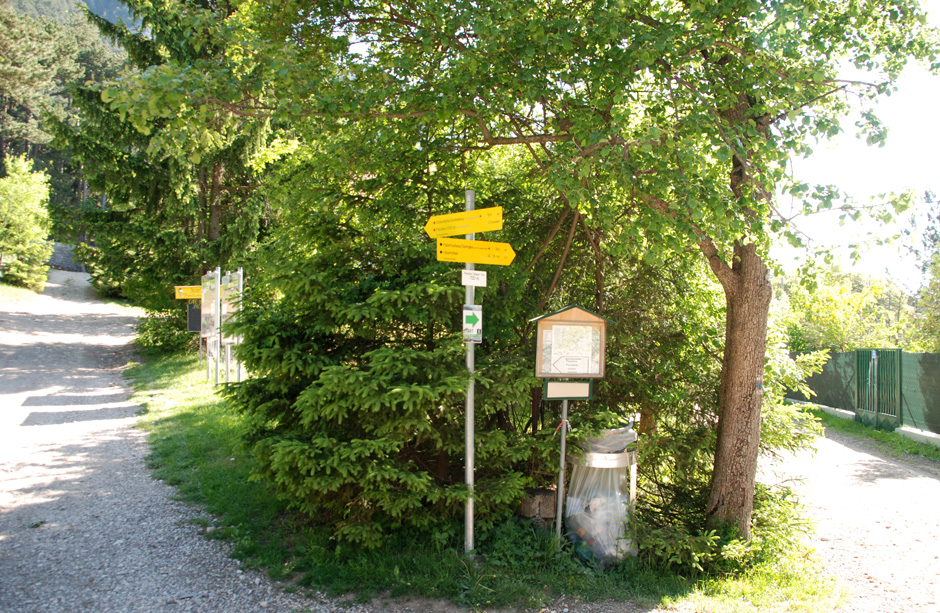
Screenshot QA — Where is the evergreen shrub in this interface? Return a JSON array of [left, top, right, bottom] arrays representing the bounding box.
[[0, 156, 54, 290]]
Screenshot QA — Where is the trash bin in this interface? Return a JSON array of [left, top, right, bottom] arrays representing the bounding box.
[[565, 427, 638, 566]]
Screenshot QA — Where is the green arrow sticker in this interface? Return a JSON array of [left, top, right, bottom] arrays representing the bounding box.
[[463, 305, 482, 343]]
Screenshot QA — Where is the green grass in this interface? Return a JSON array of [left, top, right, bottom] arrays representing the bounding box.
[[0, 279, 42, 303], [669, 551, 845, 612], [128, 351, 844, 612], [809, 408, 940, 463]]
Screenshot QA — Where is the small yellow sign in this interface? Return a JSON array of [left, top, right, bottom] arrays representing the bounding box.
[[424, 207, 503, 238], [174, 286, 201, 300], [436, 238, 516, 266]]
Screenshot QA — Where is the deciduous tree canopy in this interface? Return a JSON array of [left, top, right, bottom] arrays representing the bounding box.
[[91, 0, 937, 543]]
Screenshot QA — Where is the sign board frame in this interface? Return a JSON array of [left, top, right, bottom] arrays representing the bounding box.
[[531, 305, 612, 379], [543, 380, 593, 400]]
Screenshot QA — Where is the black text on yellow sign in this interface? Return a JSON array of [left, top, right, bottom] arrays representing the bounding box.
[[436, 237, 516, 266], [174, 286, 201, 300], [424, 207, 503, 238]]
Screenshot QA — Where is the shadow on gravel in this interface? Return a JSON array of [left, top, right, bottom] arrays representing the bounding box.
[[0, 345, 135, 395], [0, 311, 137, 337], [850, 458, 920, 484], [22, 406, 142, 426], [823, 429, 940, 482], [22, 393, 130, 406]]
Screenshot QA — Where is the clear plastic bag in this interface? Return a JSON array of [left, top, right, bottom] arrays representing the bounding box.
[[580, 426, 637, 453], [565, 462, 636, 567]]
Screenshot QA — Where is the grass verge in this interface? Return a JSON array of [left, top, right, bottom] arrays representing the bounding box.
[[809, 408, 940, 463], [0, 280, 42, 304], [129, 351, 842, 612]]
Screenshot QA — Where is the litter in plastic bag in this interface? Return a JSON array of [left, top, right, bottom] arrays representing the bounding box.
[[565, 461, 636, 567]]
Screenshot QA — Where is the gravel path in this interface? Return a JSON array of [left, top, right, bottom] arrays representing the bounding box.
[[3, 271, 939, 613], [0, 271, 354, 613], [762, 427, 940, 612]]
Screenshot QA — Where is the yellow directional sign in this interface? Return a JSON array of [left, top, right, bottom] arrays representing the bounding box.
[[174, 285, 201, 300], [436, 238, 516, 266], [424, 206, 503, 238]]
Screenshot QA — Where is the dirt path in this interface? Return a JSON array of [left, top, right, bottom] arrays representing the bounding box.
[[0, 271, 340, 613], [763, 428, 940, 612]]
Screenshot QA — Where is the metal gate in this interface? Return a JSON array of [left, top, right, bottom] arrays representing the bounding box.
[[855, 348, 902, 429]]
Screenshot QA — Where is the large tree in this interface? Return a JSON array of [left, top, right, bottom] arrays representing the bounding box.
[[52, 0, 269, 309], [1, 3, 125, 234], [101, 0, 936, 538]]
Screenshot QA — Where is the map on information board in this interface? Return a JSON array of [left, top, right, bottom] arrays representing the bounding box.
[[201, 271, 219, 341], [220, 269, 242, 345], [539, 324, 602, 376]]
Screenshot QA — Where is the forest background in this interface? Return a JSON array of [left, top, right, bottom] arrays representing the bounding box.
[[3, 0, 940, 599]]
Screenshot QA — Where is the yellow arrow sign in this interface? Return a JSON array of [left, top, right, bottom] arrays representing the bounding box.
[[174, 286, 201, 300], [424, 206, 503, 238], [436, 238, 516, 266]]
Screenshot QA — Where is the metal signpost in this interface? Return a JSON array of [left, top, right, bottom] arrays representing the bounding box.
[[426, 193, 514, 555], [463, 191, 477, 556]]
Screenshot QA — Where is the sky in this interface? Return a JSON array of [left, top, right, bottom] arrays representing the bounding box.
[[773, 0, 940, 293]]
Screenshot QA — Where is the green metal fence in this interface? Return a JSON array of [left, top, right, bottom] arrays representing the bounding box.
[[789, 348, 940, 435], [855, 348, 901, 429]]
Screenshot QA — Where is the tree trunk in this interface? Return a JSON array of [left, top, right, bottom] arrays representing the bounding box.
[[705, 242, 772, 539]]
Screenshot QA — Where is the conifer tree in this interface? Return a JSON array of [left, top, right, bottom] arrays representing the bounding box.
[[0, 155, 53, 288]]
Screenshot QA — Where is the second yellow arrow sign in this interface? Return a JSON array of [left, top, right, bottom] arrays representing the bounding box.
[[424, 206, 502, 238], [437, 237, 516, 266]]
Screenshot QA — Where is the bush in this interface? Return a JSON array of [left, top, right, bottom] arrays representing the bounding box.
[[135, 309, 194, 354], [0, 156, 53, 290]]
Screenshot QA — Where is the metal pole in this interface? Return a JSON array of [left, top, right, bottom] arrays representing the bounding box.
[[214, 267, 221, 386], [465, 189, 475, 555], [555, 398, 569, 544], [224, 270, 231, 384], [237, 267, 244, 383]]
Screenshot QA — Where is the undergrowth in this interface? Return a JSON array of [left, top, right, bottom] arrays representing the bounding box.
[[129, 352, 842, 612]]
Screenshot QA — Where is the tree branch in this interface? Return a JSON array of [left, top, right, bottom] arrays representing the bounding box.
[[538, 208, 580, 311], [524, 207, 570, 273]]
